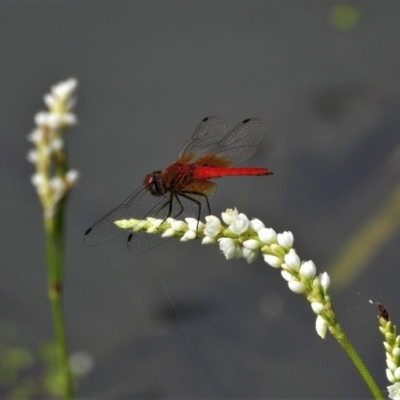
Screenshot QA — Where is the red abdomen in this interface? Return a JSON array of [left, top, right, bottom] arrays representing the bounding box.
[[192, 166, 273, 180]]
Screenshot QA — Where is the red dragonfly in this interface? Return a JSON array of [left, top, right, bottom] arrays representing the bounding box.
[[84, 117, 273, 253]]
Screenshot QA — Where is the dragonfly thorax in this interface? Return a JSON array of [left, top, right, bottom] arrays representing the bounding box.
[[144, 171, 165, 196]]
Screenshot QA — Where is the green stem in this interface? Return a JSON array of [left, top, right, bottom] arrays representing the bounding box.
[[329, 321, 384, 399], [45, 198, 74, 399]]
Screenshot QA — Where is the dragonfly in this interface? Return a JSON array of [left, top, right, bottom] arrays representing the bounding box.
[[84, 116, 273, 253]]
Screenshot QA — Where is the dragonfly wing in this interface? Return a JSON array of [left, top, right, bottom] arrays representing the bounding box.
[[178, 117, 227, 161], [84, 186, 163, 246], [203, 118, 266, 165]]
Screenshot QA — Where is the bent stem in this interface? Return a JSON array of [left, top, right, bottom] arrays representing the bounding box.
[[329, 320, 384, 399], [114, 210, 386, 398], [45, 198, 74, 399]]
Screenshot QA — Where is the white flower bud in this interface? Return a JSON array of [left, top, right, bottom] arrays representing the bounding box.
[[281, 270, 296, 281], [171, 220, 186, 232], [27, 129, 42, 143], [27, 150, 39, 163], [218, 238, 238, 260], [243, 248, 258, 264], [299, 260, 317, 279], [387, 369, 396, 384], [393, 348, 400, 358], [201, 235, 216, 244], [221, 208, 238, 225], [387, 359, 397, 372], [66, 169, 79, 185], [277, 231, 294, 250], [288, 281, 306, 294], [258, 227, 277, 244], [320, 272, 331, 290], [243, 239, 260, 250], [52, 78, 78, 99], [394, 367, 400, 380], [204, 215, 222, 237], [263, 254, 283, 268], [181, 230, 196, 241], [229, 213, 249, 234], [316, 315, 328, 339], [250, 218, 265, 232], [162, 228, 175, 237], [284, 251, 300, 271], [311, 302, 325, 315]]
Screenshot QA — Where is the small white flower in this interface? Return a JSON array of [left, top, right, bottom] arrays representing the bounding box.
[[387, 359, 397, 372], [263, 254, 283, 268], [388, 382, 400, 399], [31, 173, 45, 188], [204, 215, 222, 237], [201, 235, 216, 244], [243, 239, 260, 250], [66, 169, 79, 185], [299, 260, 317, 279], [316, 315, 328, 339], [288, 281, 306, 294], [27, 129, 42, 143], [218, 238, 242, 260], [170, 220, 186, 232], [385, 342, 394, 353], [27, 149, 39, 163], [250, 218, 265, 232], [229, 213, 249, 234], [162, 228, 175, 237], [243, 248, 258, 264], [277, 231, 294, 250], [311, 302, 325, 315], [281, 270, 296, 281], [284, 251, 300, 271], [221, 208, 238, 225], [258, 227, 277, 244], [44, 93, 55, 108], [387, 369, 396, 384], [181, 230, 196, 241], [52, 78, 78, 100], [320, 272, 331, 290]]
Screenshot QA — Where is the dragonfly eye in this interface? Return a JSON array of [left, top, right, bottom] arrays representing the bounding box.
[[144, 171, 164, 196]]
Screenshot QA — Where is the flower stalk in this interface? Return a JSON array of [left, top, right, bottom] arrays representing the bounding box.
[[115, 208, 384, 399], [378, 303, 400, 400], [28, 78, 79, 399]]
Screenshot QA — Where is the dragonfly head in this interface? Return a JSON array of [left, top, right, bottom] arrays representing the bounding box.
[[144, 171, 164, 196]]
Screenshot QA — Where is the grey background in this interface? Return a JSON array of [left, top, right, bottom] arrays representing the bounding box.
[[2, 1, 400, 398]]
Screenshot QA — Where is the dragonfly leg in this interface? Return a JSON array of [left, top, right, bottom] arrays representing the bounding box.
[[181, 191, 211, 214], [178, 191, 206, 237], [172, 193, 185, 219]]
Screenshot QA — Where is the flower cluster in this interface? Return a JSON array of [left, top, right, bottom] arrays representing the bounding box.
[[377, 304, 400, 399], [115, 208, 334, 339], [27, 78, 79, 218]]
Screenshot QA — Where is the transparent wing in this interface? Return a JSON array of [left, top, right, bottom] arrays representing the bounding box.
[[84, 181, 217, 254], [83, 185, 164, 246], [178, 117, 227, 161], [199, 118, 265, 166], [179, 118, 265, 167]]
